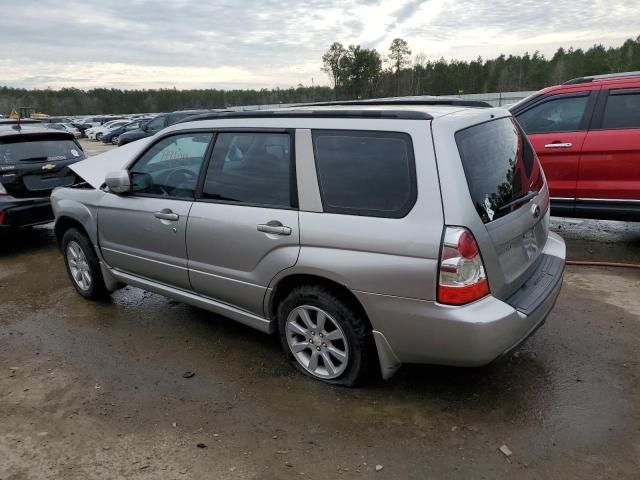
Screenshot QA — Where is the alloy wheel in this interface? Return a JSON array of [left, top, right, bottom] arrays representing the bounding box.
[[66, 241, 92, 291], [285, 305, 349, 379]]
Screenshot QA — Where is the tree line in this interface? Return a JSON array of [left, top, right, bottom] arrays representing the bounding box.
[[1, 36, 639, 116], [323, 36, 640, 99]]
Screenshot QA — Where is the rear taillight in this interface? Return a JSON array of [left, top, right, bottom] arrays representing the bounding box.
[[0, 211, 5, 225], [438, 226, 489, 305]]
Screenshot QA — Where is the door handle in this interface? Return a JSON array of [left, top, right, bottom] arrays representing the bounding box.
[[257, 223, 292, 236], [544, 142, 573, 149], [154, 209, 179, 221]]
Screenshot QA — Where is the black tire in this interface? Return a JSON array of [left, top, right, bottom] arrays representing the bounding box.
[[277, 285, 375, 387], [111, 135, 119, 145], [61, 227, 108, 300], [96, 133, 103, 141]]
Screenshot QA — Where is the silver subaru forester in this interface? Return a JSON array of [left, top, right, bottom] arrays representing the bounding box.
[[52, 100, 565, 386]]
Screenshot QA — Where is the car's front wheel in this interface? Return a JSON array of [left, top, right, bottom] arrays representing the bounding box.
[[277, 285, 374, 386], [62, 228, 108, 300], [96, 133, 103, 141]]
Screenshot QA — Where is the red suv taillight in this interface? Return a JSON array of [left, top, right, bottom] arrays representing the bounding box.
[[438, 226, 489, 305]]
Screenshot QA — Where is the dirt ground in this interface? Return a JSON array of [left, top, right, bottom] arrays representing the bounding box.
[[1, 158, 639, 479]]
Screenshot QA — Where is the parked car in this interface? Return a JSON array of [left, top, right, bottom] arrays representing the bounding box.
[[0, 125, 86, 228], [87, 120, 130, 141], [80, 116, 124, 128], [117, 110, 211, 146], [52, 100, 566, 386], [510, 71, 640, 221], [41, 117, 73, 124], [44, 123, 82, 138], [101, 120, 149, 145]]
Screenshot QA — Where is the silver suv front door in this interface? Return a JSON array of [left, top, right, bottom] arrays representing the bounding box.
[[98, 132, 213, 289], [187, 131, 299, 315]]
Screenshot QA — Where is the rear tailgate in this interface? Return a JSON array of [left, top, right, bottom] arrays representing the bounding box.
[[432, 109, 550, 300], [0, 131, 85, 198]]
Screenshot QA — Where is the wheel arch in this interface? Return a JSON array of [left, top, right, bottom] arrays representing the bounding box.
[[54, 216, 90, 251], [266, 273, 373, 334]]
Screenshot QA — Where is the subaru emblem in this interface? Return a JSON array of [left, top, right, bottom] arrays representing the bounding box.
[[531, 204, 541, 219]]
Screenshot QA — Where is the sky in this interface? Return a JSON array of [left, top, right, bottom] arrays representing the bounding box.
[[1, 0, 638, 91]]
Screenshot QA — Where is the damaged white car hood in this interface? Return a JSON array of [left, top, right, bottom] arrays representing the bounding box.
[[70, 137, 153, 188]]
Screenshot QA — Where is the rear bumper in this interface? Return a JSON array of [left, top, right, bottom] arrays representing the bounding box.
[[0, 196, 53, 227], [355, 232, 566, 377]]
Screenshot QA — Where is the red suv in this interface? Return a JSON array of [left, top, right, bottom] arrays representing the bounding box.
[[510, 71, 640, 221]]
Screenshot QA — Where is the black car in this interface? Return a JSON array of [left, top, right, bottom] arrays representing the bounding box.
[[101, 119, 148, 145], [117, 110, 211, 145], [0, 125, 86, 228]]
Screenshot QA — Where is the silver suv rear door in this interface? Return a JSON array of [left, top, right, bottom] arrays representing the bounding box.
[[186, 130, 300, 316]]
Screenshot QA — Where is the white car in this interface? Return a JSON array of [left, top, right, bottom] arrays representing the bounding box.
[[87, 120, 129, 141]]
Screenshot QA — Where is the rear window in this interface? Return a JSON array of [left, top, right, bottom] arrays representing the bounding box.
[[312, 130, 416, 218], [0, 136, 83, 164], [456, 117, 544, 223], [602, 91, 640, 129]]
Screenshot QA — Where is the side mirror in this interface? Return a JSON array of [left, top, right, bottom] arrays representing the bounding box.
[[105, 170, 131, 194]]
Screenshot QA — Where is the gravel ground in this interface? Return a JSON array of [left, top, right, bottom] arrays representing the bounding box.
[[1, 157, 639, 478]]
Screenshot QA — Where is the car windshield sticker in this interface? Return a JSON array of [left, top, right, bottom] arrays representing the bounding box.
[[70, 149, 80, 157]]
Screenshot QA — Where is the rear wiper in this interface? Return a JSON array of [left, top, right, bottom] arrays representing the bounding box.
[[19, 156, 49, 162], [498, 190, 539, 212]]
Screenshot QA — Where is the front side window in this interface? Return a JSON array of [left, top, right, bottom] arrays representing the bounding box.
[[202, 132, 292, 208], [312, 130, 416, 218], [129, 133, 212, 198], [517, 95, 589, 134], [602, 91, 640, 129]]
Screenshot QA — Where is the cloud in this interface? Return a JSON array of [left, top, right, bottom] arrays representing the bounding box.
[[0, 0, 638, 89]]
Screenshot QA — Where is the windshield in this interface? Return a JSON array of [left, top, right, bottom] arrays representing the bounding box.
[[456, 117, 544, 223], [0, 137, 84, 164]]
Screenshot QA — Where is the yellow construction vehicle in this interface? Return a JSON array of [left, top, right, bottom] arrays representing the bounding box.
[[8, 107, 49, 120]]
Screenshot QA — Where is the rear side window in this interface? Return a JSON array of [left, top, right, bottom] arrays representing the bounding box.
[[602, 91, 640, 129], [0, 136, 84, 164], [517, 95, 589, 134], [312, 130, 416, 218], [202, 132, 293, 208], [456, 118, 544, 223]]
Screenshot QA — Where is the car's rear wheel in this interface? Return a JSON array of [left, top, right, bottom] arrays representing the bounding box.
[[62, 228, 108, 300], [277, 285, 374, 386], [112, 136, 119, 145]]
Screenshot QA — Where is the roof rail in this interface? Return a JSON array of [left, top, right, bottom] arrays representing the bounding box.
[[178, 109, 435, 123], [300, 96, 492, 108], [563, 71, 640, 85]]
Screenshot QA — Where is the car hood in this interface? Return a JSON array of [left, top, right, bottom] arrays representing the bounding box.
[[68, 137, 153, 188]]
